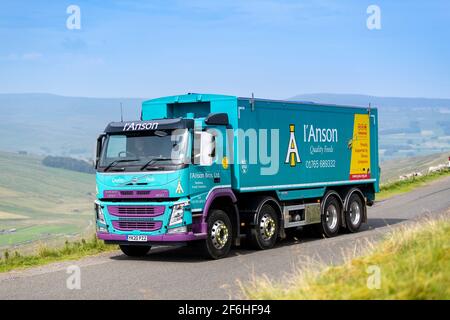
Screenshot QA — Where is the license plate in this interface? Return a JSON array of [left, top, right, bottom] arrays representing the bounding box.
[[127, 235, 148, 242]]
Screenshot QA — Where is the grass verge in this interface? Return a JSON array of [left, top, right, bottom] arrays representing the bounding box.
[[241, 215, 450, 299], [0, 235, 117, 273], [378, 169, 450, 200]]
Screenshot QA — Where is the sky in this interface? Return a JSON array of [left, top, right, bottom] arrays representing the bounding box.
[[0, 0, 449, 99]]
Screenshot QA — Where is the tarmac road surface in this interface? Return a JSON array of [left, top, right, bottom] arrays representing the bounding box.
[[1, 175, 449, 299]]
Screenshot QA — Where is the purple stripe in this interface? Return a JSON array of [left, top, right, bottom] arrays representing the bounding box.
[[112, 220, 162, 231], [97, 232, 206, 242], [103, 189, 169, 199], [97, 233, 127, 241], [201, 188, 237, 233], [108, 205, 165, 217]]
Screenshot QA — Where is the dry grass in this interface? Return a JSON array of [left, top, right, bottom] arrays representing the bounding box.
[[241, 214, 450, 300]]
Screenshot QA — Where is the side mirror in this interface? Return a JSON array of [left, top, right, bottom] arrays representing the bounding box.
[[95, 134, 106, 169]]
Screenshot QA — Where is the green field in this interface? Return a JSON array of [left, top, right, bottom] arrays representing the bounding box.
[[0, 151, 95, 251]]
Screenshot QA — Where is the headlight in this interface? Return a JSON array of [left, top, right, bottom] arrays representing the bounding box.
[[95, 201, 105, 224], [97, 226, 108, 233], [167, 226, 187, 234], [169, 201, 189, 226]]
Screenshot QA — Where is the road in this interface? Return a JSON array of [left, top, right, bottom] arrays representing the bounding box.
[[1, 176, 450, 300]]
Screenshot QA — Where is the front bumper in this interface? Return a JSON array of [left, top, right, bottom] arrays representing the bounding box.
[[95, 199, 207, 243], [97, 231, 207, 244]]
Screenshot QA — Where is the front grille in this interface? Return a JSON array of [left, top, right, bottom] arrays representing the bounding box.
[[103, 189, 169, 199], [112, 220, 162, 232], [120, 191, 133, 196], [136, 190, 151, 195], [108, 205, 165, 217]]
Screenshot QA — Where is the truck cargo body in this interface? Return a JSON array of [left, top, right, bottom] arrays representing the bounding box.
[[95, 94, 379, 259], [231, 98, 378, 195]]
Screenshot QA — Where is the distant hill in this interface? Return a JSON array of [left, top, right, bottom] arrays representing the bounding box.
[[289, 93, 450, 109], [0, 93, 144, 158], [1, 92, 449, 160], [290, 93, 450, 160], [42, 156, 95, 174]]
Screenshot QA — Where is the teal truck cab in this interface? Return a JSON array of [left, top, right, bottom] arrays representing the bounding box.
[[95, 93, 379, 259]]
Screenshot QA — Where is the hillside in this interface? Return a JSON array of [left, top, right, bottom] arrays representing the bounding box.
[[0, 93, 144, 158], [0, 151, 95, 251], [1, 93, 450, 161], [380, 151, 450, 183], [289, 93, 450, 109], [291, 94, 450, 161]]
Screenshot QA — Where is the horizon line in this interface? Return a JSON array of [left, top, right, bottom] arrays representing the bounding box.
[[1, 91, 450, 101]]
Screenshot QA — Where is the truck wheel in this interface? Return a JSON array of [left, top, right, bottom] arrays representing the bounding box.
[[250, 204, 279, 250], [345, 193, 364, 232], [318, 194, 341, 237], [202, 209, 233, 259], [119, 245, 151, 257]]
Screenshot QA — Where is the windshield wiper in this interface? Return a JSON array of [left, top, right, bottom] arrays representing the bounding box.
[[140, 157, 174, 171], [104, 159, 140, 172]]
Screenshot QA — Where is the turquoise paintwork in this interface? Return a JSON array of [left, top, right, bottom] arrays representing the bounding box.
[[96, 169, 189, 235], [96, 93, 379, 239], [96, 169, 188, 199], [276, 188, 326, 201], [140, 93, 379, 194], [233, 98, 379, 193]]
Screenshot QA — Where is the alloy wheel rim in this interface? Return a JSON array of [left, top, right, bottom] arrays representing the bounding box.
[[211, 220, 229, 250], [326, 204, 338, 230], [260, 214, 276, 241], [349, 201, 361, 225]]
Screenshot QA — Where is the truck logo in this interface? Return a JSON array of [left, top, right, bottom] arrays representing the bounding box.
[[285, 124, 301, 167], [123, 122, 159, 131], [112, 177, 126, 184], [176, 180, 184, 194]]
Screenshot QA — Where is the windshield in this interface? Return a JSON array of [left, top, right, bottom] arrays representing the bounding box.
[[99, 129, 189, 172]]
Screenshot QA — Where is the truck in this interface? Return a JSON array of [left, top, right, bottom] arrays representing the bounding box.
[[95, 93, 379, 259]]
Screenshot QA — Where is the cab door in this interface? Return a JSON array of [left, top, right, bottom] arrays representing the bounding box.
[[189, 125, 231, 210]]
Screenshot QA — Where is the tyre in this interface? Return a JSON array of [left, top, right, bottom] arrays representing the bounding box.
[[202, 209, 233, 259], [317, 193, 342, 237], [119, 244, 151, 257], [345, 193, 364, 232], [250, 203, 279, 250]]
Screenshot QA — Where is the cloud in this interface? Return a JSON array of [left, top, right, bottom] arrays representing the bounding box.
[[421, 130, 434, 137], [0, 52, 43, 61], [22, 52, 43, 60]]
